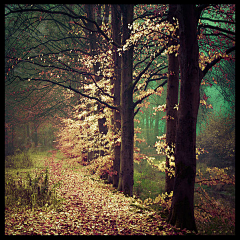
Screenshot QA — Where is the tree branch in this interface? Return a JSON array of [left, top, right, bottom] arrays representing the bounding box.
[[21, 77, 118, 111], [203, 32, 235, 41], [132, 47, 166, 91], [73, 20, 120, 48], [133, 79, 167, 110], [201, 24, 235, 36], [200, 17, 235, 25], [200, 45, 235, 79], [5, 5, 121, 48], [89, 74, 114, 99]]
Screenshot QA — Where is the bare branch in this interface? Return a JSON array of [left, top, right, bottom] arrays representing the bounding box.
[[20, 77, 118, 111], [5, 5, 121, 48], [132, 47, 166, 91], [201, 24, 235, 36], [200, 17, 235, 25], [133, 79, 167, 110]]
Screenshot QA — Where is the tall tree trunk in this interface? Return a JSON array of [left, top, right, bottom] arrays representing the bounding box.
[[111, 4, 121, 188], [167, 4, 200, 233], [85, 4, 108, 160], [117, 4, 134, 196], [165, 4, 179, 194]]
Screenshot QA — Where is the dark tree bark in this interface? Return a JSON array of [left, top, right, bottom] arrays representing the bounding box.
[[117, 4, 134, 196], [111, 4, 121, 188], [167, 4, 200, 233], [165, 4, 179, 194], [85, 4, 108, 160]]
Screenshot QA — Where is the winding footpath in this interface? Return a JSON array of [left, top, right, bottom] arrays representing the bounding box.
[[5, 158, 187, 235]]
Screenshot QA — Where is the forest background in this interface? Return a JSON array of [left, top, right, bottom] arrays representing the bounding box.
[[5, 4, 235, 234]]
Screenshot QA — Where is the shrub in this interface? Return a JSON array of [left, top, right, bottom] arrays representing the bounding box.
[[5, 168, 61, 209], [86, 155, 114, 179]]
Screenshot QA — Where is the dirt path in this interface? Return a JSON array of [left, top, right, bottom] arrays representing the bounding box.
[[5, 158, 186, 235]]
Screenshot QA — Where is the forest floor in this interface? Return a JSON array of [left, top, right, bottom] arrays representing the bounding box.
[[5, 150, 189, 235]]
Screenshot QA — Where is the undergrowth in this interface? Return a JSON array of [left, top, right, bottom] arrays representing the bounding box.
[[132, 159, 235, 235], [5, 149, 34, 169], [5, 149, 63, 211], [5, 168, 62, 209]]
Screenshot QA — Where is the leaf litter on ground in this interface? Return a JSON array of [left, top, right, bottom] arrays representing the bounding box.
[[5, 153, 189, 235]]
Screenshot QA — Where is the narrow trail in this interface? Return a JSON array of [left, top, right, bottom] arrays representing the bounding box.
[[5, 155, 186, 235]]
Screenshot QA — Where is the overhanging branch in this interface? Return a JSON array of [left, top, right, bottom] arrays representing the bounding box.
[[200, 45, 235, 79], [133, 79, 167, 114], [132, 47, 166, 91], [21, 77, 119, 111], [5, 5, 120, 48]]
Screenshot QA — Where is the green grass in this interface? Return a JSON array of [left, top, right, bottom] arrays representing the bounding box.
[[133, 158, 165, 201], [133, 156, 235, 235], [5, 149, 64, 210]]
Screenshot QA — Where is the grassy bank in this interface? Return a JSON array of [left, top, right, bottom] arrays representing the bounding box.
[[133, 157, 165, 201], [5, 149, 64, 210]]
